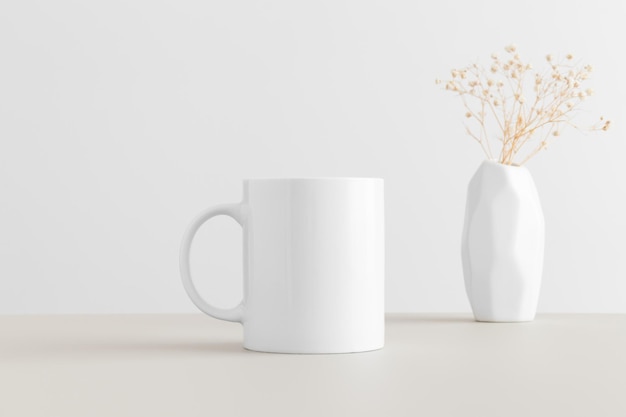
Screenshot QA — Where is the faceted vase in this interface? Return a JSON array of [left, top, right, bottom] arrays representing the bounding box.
[[461, 160, 545, 322]]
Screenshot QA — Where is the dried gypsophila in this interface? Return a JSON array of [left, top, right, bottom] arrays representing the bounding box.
[[436, 44, 611, 166]]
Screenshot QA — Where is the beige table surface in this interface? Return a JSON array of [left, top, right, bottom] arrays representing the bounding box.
[[1, 314, 625, 417]]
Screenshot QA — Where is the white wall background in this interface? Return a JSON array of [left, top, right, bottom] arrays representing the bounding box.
[[1, 0, 625, 314]]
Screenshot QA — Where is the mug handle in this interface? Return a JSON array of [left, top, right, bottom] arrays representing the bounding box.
[[179, 203, 245, 323]]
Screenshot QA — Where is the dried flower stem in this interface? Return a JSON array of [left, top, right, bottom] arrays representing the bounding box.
[[437, 45, 610, 165]]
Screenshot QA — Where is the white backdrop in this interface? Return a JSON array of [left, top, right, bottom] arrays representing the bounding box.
[[1, 0, 625, 314]]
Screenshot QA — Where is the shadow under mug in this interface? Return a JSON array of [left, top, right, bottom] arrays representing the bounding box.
[[180, 178, 385, 353]]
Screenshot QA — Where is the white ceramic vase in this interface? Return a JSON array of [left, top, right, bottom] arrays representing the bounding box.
[[462, 160, 545, 322]]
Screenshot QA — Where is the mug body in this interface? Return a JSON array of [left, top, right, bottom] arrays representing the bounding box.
[[242, 178, 385, 353]]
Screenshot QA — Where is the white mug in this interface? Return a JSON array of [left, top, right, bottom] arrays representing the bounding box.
[[180, 178, 385, 353]]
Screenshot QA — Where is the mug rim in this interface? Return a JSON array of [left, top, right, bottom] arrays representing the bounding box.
[[244, 177, 383, 182]]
